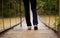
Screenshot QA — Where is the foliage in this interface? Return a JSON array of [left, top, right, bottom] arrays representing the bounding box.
[[37, 0, 58, 15], [0, 0, 58, 17]]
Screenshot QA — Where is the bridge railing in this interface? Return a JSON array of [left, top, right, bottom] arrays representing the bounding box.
[[37, 0, 59, 32], [0, 0, 59, 33], [0, 0, 23, 32]]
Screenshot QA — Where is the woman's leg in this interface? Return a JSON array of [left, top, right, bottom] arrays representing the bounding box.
[[30, 0, 38, 30], [23, 0, 31, 26], [30, 0, 38, 25]]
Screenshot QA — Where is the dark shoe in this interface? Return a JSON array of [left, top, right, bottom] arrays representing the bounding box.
[[34, 26, 38, 30]]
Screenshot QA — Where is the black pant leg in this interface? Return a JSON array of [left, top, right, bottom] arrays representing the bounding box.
[[30, 0, 38, 25], [23, 0, 31, 26], [30, 0, 36, 9]]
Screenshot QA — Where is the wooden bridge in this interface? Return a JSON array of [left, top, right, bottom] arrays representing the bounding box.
[[0, 0, 59, 38], [0, 17, 58, 38], [0, 11, 58, 38]]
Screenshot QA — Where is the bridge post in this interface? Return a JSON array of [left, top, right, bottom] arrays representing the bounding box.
[[58, 0, 60, 38]]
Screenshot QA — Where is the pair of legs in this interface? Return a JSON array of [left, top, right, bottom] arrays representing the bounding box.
[[23, 0, 38, 29]]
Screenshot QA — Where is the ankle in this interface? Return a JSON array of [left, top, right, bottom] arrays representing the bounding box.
[[34, 25, 37, 27]]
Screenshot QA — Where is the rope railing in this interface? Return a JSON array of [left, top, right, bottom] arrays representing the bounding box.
[[2, 0, 5, 30], [9, 1, 11, 27], [0, 0, 22, 32], [0, 0, 59, 33], [38, 0, 59, 31]]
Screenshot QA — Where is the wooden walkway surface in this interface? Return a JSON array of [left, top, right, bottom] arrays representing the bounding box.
[[0, 10, 58, 38], [0, 17, 58, 38]]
